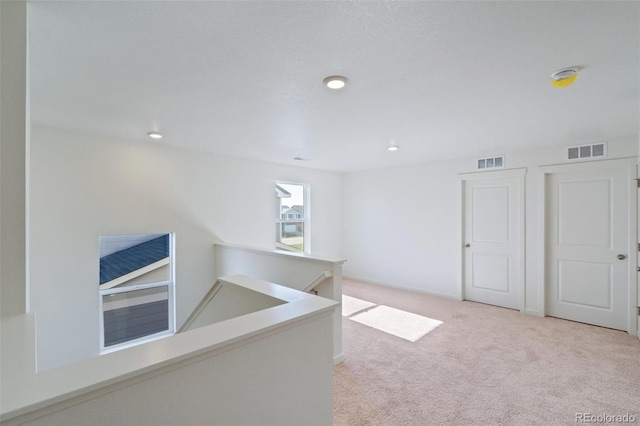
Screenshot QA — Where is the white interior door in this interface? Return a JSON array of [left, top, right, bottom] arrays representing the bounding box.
[[463, 173, 522, 310], [546, 166, 629, 330]]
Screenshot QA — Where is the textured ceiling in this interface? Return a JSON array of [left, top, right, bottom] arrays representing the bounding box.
[[28, 1, 639, 172]]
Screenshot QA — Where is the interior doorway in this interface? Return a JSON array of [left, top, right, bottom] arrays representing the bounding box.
[[542, 159, 636, 332], [461, 169, 525, 311]]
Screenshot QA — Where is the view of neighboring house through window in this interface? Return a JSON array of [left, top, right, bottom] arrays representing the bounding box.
[[99, 233, 174, 352], [276, 182, 309, 253]]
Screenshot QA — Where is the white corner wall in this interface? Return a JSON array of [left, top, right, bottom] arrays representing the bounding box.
[[343, 136, 638, 315], [29, 125, 343, 371]]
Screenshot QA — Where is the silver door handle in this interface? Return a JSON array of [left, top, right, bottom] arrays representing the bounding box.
[[465, 243, 471, 248], [617, 254, 626, 260]]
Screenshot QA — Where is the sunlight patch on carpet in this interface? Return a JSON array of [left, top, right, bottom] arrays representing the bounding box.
[[342, 295, 376, 317], [349, 305, 443, 342]]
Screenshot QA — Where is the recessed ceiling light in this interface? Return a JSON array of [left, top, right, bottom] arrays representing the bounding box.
[[323, 75, 348, 90], [388, 145, 399, 152], [293, 156, 310, 161], [147, 131, 163, 139]]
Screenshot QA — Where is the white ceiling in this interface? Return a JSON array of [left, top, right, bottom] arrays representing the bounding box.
[[28, 1, 639, 172]]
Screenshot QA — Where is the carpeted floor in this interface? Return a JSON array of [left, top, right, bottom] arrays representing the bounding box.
[[334, 279, 640, 426]]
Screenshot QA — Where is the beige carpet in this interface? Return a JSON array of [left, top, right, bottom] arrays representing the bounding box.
[[334, 279, 640, 426]]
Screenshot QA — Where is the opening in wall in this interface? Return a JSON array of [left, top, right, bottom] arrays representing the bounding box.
[[99, 233, 175, 352], [275, 182, 310, 253]]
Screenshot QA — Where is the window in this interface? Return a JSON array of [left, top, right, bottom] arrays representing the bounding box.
[[275, 182, 309, 253], [99, 233, 174, 352]]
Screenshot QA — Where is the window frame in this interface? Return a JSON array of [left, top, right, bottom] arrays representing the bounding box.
[[98, 233, 176, 354], [275, 181, 310, 254]]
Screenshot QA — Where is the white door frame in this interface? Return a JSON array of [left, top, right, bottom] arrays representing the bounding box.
[[538, 157, 638, 336], [458, 168, 526, 312]]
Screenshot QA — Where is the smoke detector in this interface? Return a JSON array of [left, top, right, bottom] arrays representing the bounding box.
[[551, 67, 579, 88]]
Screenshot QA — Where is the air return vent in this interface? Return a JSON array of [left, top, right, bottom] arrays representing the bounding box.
[[566, 142, 607, 161], [477, 155, 504, 170]]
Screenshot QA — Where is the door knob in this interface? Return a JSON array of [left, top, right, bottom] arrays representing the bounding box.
[[617, 254, 626, 260], [465, 243, 471, 248]]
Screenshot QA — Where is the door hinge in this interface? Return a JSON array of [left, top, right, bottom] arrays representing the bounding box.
[[637, 307, 640, 316], [638, 243, 640, 252], [636, 178, 640, 188]]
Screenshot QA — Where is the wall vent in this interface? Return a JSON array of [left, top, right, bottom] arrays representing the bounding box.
[[477, 155, 504, 170], [566, 142, 607, 161]]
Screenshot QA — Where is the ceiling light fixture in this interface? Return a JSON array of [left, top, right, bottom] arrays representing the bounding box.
[[387, 144, 399, 152], [551, 67, 579, 88], [323, 75, 348, 90], [147, 131, 163, 139]]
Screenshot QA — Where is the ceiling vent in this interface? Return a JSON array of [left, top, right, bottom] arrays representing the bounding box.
[[477, 155, 504, 170], [566, 142, 607, 161]]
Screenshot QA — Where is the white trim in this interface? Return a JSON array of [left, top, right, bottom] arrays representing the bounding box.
[[458, 167, 527, 313], [626, 163, 638, 338], [343, 274, 460, 300], [456, 175, 464, 301], [518, 171, 526, 313], [275, 181, 311, 254], [538, 170, 547, 319], [99, 232, 176, 353], [302, 270, 333, 293], [458, 167, 527, 178], [525, 309, 543, 317], [636, 163, 639, 340], [99, 258, 169, 290], [538, 156, 636, 169], [179, 282, 223, 333], [538, 157, 637, 336], [100, 280, 170, 296]]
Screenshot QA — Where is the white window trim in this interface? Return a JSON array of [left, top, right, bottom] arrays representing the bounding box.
[[275, 181, 310, 253], [98, 233, 176, 354]]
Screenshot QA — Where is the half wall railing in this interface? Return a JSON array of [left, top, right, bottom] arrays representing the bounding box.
[[214, 242, 346, 363]]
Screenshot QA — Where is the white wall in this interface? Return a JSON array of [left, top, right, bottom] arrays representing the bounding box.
[[29, 125, 343, 371], [343, 136, 638, 315]]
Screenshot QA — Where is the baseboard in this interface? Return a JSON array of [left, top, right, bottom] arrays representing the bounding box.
[[343, 275, 460, 301], [333, 354, 345, 365], [525, 309, 544, 317]]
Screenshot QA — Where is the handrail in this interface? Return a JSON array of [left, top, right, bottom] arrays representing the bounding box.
[[178, 281, 223, 333], [302, 270, 332, 294]]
